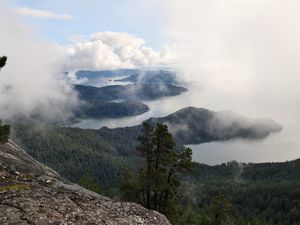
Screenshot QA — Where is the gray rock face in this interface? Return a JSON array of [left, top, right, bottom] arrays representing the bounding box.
[[0, 141, 171, 225]]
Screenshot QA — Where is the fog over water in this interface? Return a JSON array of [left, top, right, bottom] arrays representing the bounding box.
[[72, 81, 300, 165], [3, 0, 299, 164], [84, 76, 132, 88], [72, 1, 300, 165]]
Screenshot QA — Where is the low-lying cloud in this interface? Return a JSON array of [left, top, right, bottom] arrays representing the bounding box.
[[161, 0, 300, 163], [0, 3, 78, 121], [165, 0, 300, 123], [64, 32, 178, 71]]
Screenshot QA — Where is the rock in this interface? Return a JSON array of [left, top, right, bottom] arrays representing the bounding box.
[[0, 141, 171, 225]]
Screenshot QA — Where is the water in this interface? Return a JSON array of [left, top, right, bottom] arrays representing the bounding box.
[[84, 76, 132, 87], [71, 84, 300, 164], [189, 127, 300, 165], [71, 87, 198, 129]]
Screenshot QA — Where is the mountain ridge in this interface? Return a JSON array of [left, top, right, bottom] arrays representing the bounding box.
[[147, 106, 283, 144]]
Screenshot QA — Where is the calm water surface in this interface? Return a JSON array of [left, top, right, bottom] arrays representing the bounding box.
[[72, 84, 300, 164]]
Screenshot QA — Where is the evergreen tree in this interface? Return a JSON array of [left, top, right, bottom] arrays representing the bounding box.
[[0, 57, 10, 144], [209, 195, 232, 225], [152, 123, 176, 211], [78, 172, 102, 194], [119, 166, 140, 202], [0, 56, 7, 70], [121, 122, 193, 214], [0, 122, 10, 144], [136, 122, 155, 208]]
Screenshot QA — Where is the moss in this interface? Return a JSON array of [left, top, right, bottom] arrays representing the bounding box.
[[0, 183, 30, 192]]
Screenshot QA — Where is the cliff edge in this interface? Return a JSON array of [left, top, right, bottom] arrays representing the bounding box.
[[0, 141, 171, 225]]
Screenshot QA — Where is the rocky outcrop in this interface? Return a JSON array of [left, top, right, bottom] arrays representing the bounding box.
[[0, 141, 171, 225]]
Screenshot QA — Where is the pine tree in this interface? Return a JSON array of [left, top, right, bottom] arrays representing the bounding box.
[[0, 120, 10, 144], [119, 166, 140, 202], [136, 122, 155, 207], [0, 57, 10, 144], [209, 195, 232, 225], [152, 123, 176, 211], [121, 122, 193, 213], [0, 56, 7, 70]]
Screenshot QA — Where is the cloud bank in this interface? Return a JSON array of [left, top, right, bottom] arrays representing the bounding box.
[[16, 7, 76, 21], [161, 0, 300, 163], [0, 4, 78, 121], [64, 32, 177, 71], [165, 0, 300, 122]]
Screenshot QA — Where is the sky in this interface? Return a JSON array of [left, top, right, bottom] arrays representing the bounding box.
[[0, 0, 176, 120], [8, 0, 168, 48], [2, 0, 300, 163]]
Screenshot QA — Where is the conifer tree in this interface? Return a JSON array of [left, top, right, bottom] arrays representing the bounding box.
[[136, 122, 155, 208], [0, 120, 10, 144], [0, 56, 7, 70], [121, 122, 193, 213], [0, 56, 10, 144], [209, 195, 232, 225]]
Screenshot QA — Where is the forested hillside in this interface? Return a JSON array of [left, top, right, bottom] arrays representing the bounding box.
[[177, 161, 300, 225], [11, 122, 300, 225], [12, 123, 141, 188]]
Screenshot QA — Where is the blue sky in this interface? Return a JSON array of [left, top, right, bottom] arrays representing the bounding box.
[[8, 0, 168, 48]]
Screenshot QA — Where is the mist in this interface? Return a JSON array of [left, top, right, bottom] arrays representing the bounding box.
[[0, 3, 78, 121], [166, 1, 300, 120], [159, 0, 300, 163]]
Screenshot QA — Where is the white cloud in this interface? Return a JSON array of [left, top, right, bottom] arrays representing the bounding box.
[[16, 7, 76, 21], [0, 4, 78, 121], [165, 0, 300, 120], [64, 32, 178, 71], [162, 0, 300, 162], [66, 70, 88, 85]]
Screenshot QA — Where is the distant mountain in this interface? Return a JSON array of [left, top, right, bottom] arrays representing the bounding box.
[[12, 106, 283, 191], [72, 69, 187, 120], [9, 127, 299, 224], [76, 101, 149, 119], [115, 70, 180, 85], [76, 69, 137, 79], [73, 84, 187, 119], [148, 107, 283, 144], [75, 84, 188, 102], [73, 105, 283, 144], [77, 69, 180, 85]]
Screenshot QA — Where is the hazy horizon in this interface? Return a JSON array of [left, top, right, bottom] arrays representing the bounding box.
[[1, 0, 300, 164]]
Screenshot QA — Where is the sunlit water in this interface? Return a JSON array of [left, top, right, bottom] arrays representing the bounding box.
[[189, 127, 300, 165], [71, 81, 300, 165], [84, 76, 132, 87]]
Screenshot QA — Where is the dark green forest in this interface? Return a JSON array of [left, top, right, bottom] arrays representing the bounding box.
[[0, 56, 10, 144], [0, 120, 10, 144], [11, 122, 300, 225]]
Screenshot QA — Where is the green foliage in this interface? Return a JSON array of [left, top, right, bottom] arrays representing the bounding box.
[[11, 122, 141, 188], [0, 120, 10, 144], [11, 122, 300, 225], [76, 101, 149, 119], [78, 173, 102, 194], [0, 56, 10, 144], [0, 56, 7, 69], [121, 122, 193, 215], [209, 195, 232, 225], [173, 160, 300, 225], [119, 166, 140, 202]]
